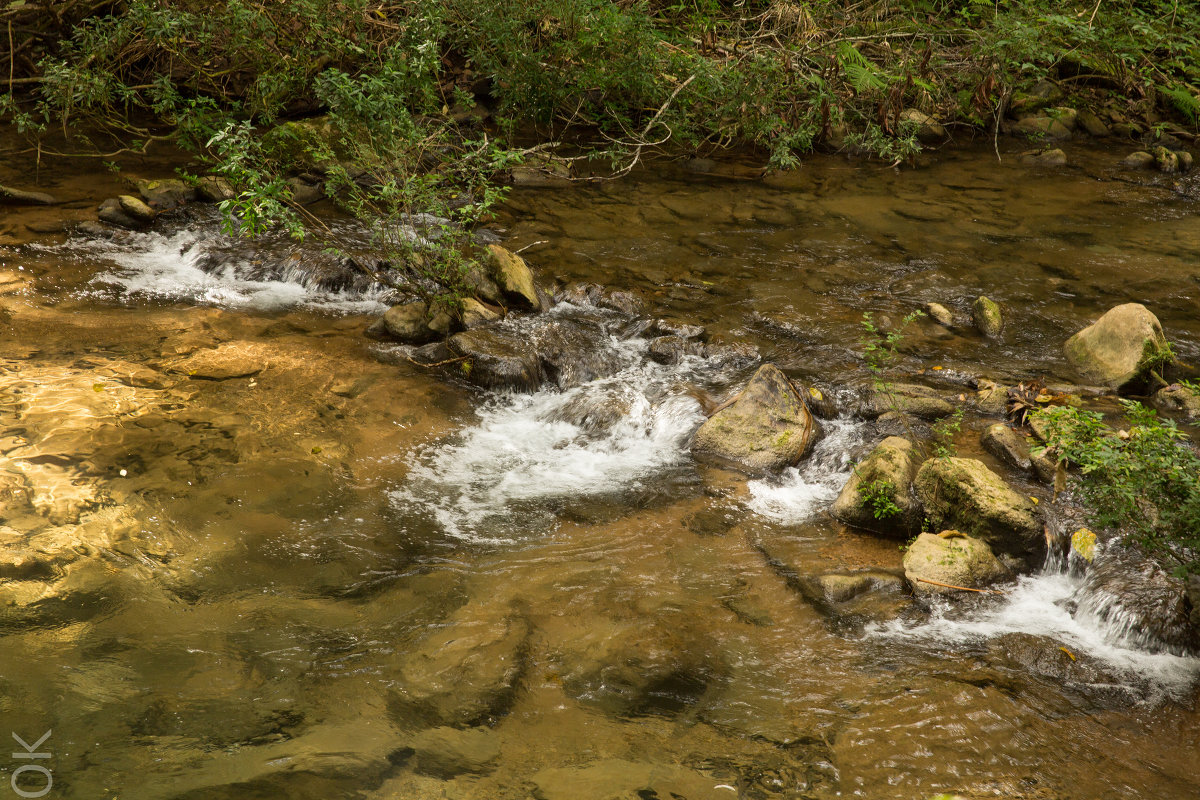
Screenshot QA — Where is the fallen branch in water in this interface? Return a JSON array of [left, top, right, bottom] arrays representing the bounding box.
[[914, 577, 1006, 595], [406, 354, 467, 368]]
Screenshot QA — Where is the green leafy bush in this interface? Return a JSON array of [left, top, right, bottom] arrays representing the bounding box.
[[1031, 401, 1200, 576]]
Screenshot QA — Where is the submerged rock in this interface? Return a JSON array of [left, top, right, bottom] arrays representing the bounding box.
[[531, 760, 728, 800], [915, 457, 1042, 561], [408, 726, 500, 779], [392, 607, 529, 726], [903, 531, 1010, 595], [1063, 303, 1171, 391], [692, 363, 821, 474], [987, 632, 1120, 687], [556, 616, 724, 717], [0, 184, 56, 205], [647, 335, 704, 365], [1122, 150, 1156, 170], [830, 436, 922, 537]]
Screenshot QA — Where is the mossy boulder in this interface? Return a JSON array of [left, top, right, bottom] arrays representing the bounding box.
[[915, 457, 1042, 561], [692, 363, 821, 474], [1063, 303, 1171, 391], [135, 178, 195, 211], [972, 295, 1003, 338], [899, 108, 946, 142], [860, 383, 956, 420], [903, 532, 1010, 596], [830, 436, 922, 537], [261, 116, 339, 168], [379, 300, 457, 344], [1154, 384, 1200, 419], [485, 244, 543, 311]]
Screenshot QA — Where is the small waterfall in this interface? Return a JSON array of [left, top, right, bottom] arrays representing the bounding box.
[[870, 565, 1200, 695], [391, 330, 713, 543], [745, 417, 866, 523], [56, 211, 396, 313]]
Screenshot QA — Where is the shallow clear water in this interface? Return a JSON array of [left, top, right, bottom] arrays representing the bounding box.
[[0, 143, 1198, 800]]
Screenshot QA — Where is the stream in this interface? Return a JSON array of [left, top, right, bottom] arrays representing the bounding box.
[[0, 143, 1199, 799]]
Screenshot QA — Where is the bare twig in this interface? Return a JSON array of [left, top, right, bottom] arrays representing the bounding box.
[[597, 74, 696, 180], [914, 577, 1006, 595]]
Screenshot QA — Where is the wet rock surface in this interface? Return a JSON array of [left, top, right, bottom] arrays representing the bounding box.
[[1064, 302, 1171, 391], [1078, 550, 1200, 654], [692, 363, 821, 473], [392, 605, 530, 726], [831, 436, 922, 537], [915, 457, 1043, 561], [904, 532, 1011, 595]]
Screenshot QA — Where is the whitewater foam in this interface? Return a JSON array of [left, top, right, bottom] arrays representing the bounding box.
[[871, 570, 1200, 694], [62, 223, 393, 313], [746, 417, 864, 523]]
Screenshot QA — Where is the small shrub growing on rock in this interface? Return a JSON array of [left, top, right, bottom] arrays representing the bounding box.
[[1032, 401, 1200, 576], [857, 477, 902, 520]]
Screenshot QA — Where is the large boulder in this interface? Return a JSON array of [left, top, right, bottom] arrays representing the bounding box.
[[903, 532, 1010, 595], [692, 363, 820, 473], [830, 436, 922, 537], [1063, 303, 1171, 391], [485, 244, 543, 311], [915, 457, 1042, 561]]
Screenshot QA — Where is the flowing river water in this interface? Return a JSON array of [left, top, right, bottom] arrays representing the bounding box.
[[1, 144, 1199, 799]]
